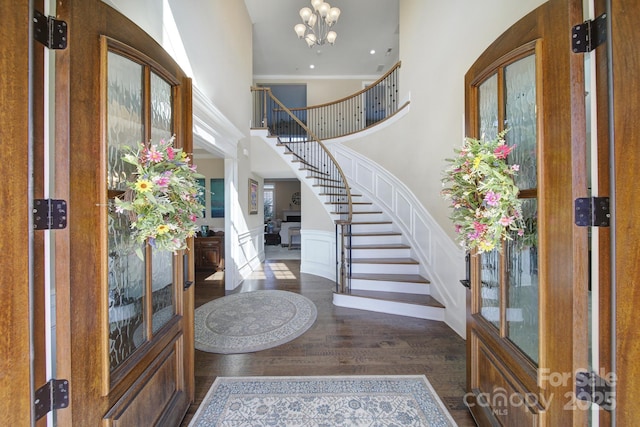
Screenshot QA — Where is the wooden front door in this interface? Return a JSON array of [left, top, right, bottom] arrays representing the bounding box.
[[53, 1, 195, 425], [464, 0, 593, 425], [610, 0, 640, 422]]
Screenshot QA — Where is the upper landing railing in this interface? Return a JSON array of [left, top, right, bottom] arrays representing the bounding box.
[[253, 62, 405, 142]]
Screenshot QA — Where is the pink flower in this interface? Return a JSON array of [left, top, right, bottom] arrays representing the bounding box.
[[484, 191, 501, 206], [518, 229, 525, 236], [473, 221, 487, 232], [493, 144, 514, 160], [455, 224, 463, 234], [147, 147, 163, 163], [467, 231, 481, 240], [189, 214, 197, 222], [511, 164, 520, 171], [154, 175, 170, 187], [499, 215, 514, 226], [166, 146, 175, 160]]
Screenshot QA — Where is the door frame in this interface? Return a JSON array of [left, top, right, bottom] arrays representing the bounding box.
[[1, 1, 37, 425], [610, 0, 640, 422]]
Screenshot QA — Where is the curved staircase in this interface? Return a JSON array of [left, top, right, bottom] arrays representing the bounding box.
[[251, 62, 446, 322]]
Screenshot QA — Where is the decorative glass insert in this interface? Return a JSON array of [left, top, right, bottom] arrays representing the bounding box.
[[107, 52, 145, 370], [479, 249, 501, 328], [478, 74, 498, 141], [107, 52, 143, 191], [504, 54, 537, 190], [150, 71, 173, 143], [151, 249, 175, 335], [106, 50, 178, 371], [506, 199, 539, 363]]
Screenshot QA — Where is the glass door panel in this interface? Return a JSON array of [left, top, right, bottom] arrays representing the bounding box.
[[151, 249, 175, 333], [150, 71, 173, 142], [504, 54, 537, 190], [503, 53, 539, 363], [506, 199, 539, 363], [106, 50, 177, 372], [477, 74, 501, 328], [149, 71, 175, 333], [480, 249, 501, 328], [107, 52, 146, 371], [478, 74, 499, 140]]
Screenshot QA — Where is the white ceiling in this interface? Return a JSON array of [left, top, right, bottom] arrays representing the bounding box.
[[244, 0, 400, 78], [195, 0, 400, 178]]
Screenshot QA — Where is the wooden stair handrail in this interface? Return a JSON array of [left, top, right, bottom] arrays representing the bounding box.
[[253, 87, 353, 224]]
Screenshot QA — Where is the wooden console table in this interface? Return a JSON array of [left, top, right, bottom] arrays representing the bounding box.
[[194, 234, 224, 271]]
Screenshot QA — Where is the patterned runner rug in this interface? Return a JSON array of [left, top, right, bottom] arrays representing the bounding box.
[[189, 375, 458, 426], [195, 290, 317, 354]]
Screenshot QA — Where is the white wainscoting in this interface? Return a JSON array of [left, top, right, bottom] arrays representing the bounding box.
[[300, 230, 336, 282], [329, 145, 467, 338]]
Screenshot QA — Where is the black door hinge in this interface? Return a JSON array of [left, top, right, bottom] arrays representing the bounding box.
[[575, 371, 615, 411], [575, 197, 610, 227], [33, 199, 67, 230], [572, 13, 607, 53], [33, 10, 67, 50], [34, 379, 69, 420]]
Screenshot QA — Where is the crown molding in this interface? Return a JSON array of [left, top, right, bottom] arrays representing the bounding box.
[[192, 86, 245, 158]]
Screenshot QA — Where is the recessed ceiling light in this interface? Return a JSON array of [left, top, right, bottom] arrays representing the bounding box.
[[309, 64, 315, 69], [370, 49, 376, 55]]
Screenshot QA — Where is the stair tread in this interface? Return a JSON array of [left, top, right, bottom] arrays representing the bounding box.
[[335, 210, 383, 214], [347, 290, 443, 308], [350, 257, 419, 265], [347, 243, 410, 249], [316, 184, 349, 189], [350, 221, 392, 225], [351, 272, 430, 284], [320, 193, 362, 197], [327, 201, 372, 205], [347, 231, 402, 236]]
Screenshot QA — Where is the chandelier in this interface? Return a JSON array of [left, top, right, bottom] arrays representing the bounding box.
[[294, 0, 341, 47]]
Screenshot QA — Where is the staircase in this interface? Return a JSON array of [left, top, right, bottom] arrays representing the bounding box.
[[251, 62, 446, 322], [330, 190, 445, 321], [279, 136, 445, 321]]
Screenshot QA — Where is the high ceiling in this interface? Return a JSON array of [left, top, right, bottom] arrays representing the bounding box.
[[244, 0, 399, 78], [196, 1, 400, 178]]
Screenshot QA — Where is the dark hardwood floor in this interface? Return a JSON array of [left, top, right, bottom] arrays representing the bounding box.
[[180, 259, 476, 426]]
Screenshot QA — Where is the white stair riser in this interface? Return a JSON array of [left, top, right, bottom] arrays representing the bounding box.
[[350, 223, 394, 233], [351, 204, 379, 213], [330, 204, 378, 212], [333, 293, 445, 321], [349, 234, 403, 245], [347, 212, 387, 222], [350, 263, 419, 275], [350, 280, 431, 295], [348, 248, 411, 258]]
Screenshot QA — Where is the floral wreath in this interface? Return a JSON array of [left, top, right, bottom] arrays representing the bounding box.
[[441, 130, 524, 253], [115, 135, 205, 256]]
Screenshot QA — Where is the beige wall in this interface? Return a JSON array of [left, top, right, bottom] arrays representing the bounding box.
[[344, 0, 546, 241], [301, 183, 334, 231]]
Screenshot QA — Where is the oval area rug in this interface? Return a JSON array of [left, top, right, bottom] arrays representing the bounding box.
[[195, 290, 317, 354]]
